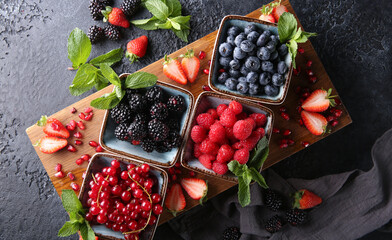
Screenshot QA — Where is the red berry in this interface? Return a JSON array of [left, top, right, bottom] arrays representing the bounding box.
[[191, 125, 207, 143], [90, 206, 100, 215], [293, 66, 301, 76], [200, 138, 219, 155], [203, 69, 209, 75], [326, 115, 335, 122], [96, 146, 104, 152], [74, 140, 82, 145], [209, 122, 226, 143], [54, 171, 65, 178], [206, 108, 219, 119], [334, 98, 342, 106], [249, 113, 267, 127], [55, 163, 62, 172], [306, 69, 314, 76], [279, 106, 287, 112], [85, 112, 93, 121], [234, 149, 250, 165], [70, 107, 77, 114], [78, 112, 85, 120], [67, 144, 77, 152], [202, 85, 211, 91], [334, 109, 343, 118], [151, 193, 161, 204], [198, 50, 206, 60], [212, 162, 228, 175], [216, 144, 235, 163], [220, 108, 237, 128], [219, 68, 225, 73], [153, 204, 163, 215], [196, 113, 215, 129], [70, 182, 80, 191], [280, 139, 288, 145], [68, 172, 75, 181], [77, 121, 85, 130], [84, 107, 93, 113], [73, 132, 82, 139], [189, 171, 196, 177], [306, 60, 313, 67], [133, 189, 143, 199], [141, 201, 152, 211], [282, 129, 292, 136], [280, 112, 290, 121], [279, 143, 288, 149], [85, 212, 93, 221], [233, 120, 253, 140], [111, 159, 121, 168], [331, 120, 338, 127], [89, 141, 98, 147], [309, 76, 317, 83], [229, 101, 243, 115], [216, 104, 228, 116], [298, 47, 305, 54], [198, 154, 215, 169], [287, 139, 295, 145], [81, 154, 91, 162], [75, 158, 83, 165], [66, 123, 75, 131], [272, 128, 280, 134], [302, 141, 310, 147], [97, 213, 107, 224], [121, 191, 132, 202]]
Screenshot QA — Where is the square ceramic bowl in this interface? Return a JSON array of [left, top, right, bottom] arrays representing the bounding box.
[[180, 91, 274, 182], [208, 15, 293, 105], [79, 153, 168, 240], [100, 75, 194, 168]]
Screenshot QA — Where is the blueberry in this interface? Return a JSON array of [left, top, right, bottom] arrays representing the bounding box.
[[270, 34, 279, 44], [264, 84, 279, 96], [263, 30, 272, 39], [265, 41, 277, 52], [237, 82, 249, 94], [261, 61, 274, 73], [229, 69, 241, 78], [238, 76, 247, 82], [245, 56, 261, 72], [272, 73, 285, 86], [246, 72, 258, 83], [227, 35, 235, 46], [233, 47, 246, 60], [244, 24, 257, 35], [240, 40, 255, 53], [234, 33, 246, 47], [277, 61, 288, 75], [270, 51, 279, 61], [225, 78, 238, 90], [278, 44, 288, 57], [257, 47, 271, 61], [259, 72, 271, 85], [227, 26, 241, 36], [219, 42, 234, 57], [247, 31, 260, 43], [219, 57, 232, 68], [249, 83, 261, 95], [240, 65, 250, 76], [229, 59, 241, 70], [217, 72, 229, 83], [256, 33, 269, 47]]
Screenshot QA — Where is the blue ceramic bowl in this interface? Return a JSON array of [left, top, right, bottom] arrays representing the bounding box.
[[208, 15, 293, 105], [100, 76, 193, 168]]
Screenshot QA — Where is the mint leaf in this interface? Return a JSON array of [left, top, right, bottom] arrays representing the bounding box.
[[69, 64, 99, 96], [69, 212, 85, 224], [228, 160, 245, 176], [90, 48, 123, 67], [79, 221, 96, 240], [124, 72, 158, 89], [164, 0, 182, 16], [296, 31, 318, 43], [58, 221, 79, 237], [156, 20, 172, 29], [249, 167, 268, 189], [169, 18, 181, 30], [247, 136, 269, 170], [278, 12, 298, 43], [94, 70, 109, 90], [61, 190, 83, 214], [170, 15, 190, 24], [115, 85, 125, 99], [173, 28, 189, 42], [132, 16, 161, 30], [90, 91, 122, 109], [86, 220, 96, 240], [238, 175, 251, 207], [68, 28, 91, 69], [287, 40, 298, 68], [99, 64, 121, 86], [145, 0, 169, 21]]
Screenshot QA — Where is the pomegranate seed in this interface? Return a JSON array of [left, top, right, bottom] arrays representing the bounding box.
[[74, 132, 83, 139], [67, 144, 77, 152], [82, 171, 86, 179], [309, 76, 317, 83], [279, 106, 287, 112], [334, 109, 343, 118], [96, 146, 104, 152], [85, 112, 93, 121], [168, 168, 176, 175], [79, 112, 86, 120], [77, 121, 85, 130], [293, 66, 301, 76], [198, 51, 206, 60], [334, 98, 342, 106], [81, 154, 91, 162], [272, 128, 280, 134], [295, 86, 301, 94], [75, 158, 83, 165], [84, 107, 93, 113], [69, 120, 77, 128], [89, 141, 98, 147], [131, 140, 140, 145], [306, 69, 314, 76], [279, 143, 288, 149], [54, 171, 65, 178], [203, 69, 210, 75], [208, 60, 211, 66], [70, 107, 77, 114], [280, 112, 290, 121], [74, 140, 82, 145], [306, 60, 313, 68], [298, 47, 305, 54], [282, 129, 292, 136], [202, 85, 211, 91], [71, 182, 80, 191], [171, 175, 177, 181], [331, 120, 338, 127], [68, 172, 76, 181], [287, 139, 295, 145], [302, 92, 310, 98], [280, 139, 288, 145], [175, 161, 181, 168], [55, 163, 62, 172], [326, 115, 335, 122], [175, 169, 182, 175], [298, 119, 304, 126], [219, 68, 225, 73], [189, 171, 195, 177], [66, 124, 75, 131], [301, 141, 310, 148]]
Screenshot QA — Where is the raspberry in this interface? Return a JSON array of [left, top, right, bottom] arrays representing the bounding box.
[[229, 101, 243, 115], [207, 108, 218, 119], [196, 113, 215, 129], [233, 120, 253, 140], [245, 118, 256, 130], [240, 131, 261, 150], [208, 122, 226, 143], [249, 113, 267, 127], [236, 111, 248, 120], [216, 104, 228, 116], [220, 108, 237, 127], [193, 143, 202, 158], [216, 144, 235, 163], [234, 148, 250, 164], [212, 162, 228, 175], [198, 154, 215, 169], [191, 125, 207, 143], [225, 127, 237, 143], [255, 127, 265, 138], [200, 138, 219, 155]]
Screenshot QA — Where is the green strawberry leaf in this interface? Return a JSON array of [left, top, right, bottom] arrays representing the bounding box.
[[58, 221, 79, 237], [164, 0, 182, 16], [145, 0, 170, 21], [69, 64, 100, 96], [36, 115, 48, 126], [278, 12, 298, 43], [61, 190, 83, 214], [124, 71, 158, 89], [90, 48, 123, 67], [90, 91, 122, 110], [99, 64, 121, 87], [68, 28, 91, 69]]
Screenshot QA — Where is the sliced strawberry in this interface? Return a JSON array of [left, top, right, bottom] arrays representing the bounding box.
[[180, 178, 208, 204], [37, 136, 68, 154], [301, 110, 328, 136], [302, 88, 336, 112], [37, 115, 70, 138], [163, 55, 188, 85], [293, 189, 322, 209], [259, 14, 276, 23], [259, 1, 279, 23], [272, 4, 288, 22], [165, 183, 186, 216], [181, 49, 200, 83]]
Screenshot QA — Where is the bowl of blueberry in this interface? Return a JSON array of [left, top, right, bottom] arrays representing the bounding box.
[[208, 15, 293, 105]]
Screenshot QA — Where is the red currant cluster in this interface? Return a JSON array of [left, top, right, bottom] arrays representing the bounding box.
[[84, 160, 163, 240]]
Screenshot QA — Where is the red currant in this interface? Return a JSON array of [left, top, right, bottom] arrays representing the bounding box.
[[121, 191, 132, 202], [97, 213, 108, 224], [133, 189, 143, 199], [111, 159, 120, 169], [141, 201, 152, 211], [85, 212, 93, 221], [121, 171, 129, 180], [140, 164, 150, 173], [108, 176, 118, 186], [153, 204, 163, 215], [90, 206, 100, 215], [111, 185, 122, 196], [107, 167, 117, 177], [128, 220, 138, 230], [130, 211, 139, 220], [151, 193, 161, 204], [148, 215, 157, 225]]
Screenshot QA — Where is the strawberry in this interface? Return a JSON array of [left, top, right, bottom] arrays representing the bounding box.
[[301, 110, 328, 136], [259, 14, 276, 23], [293, 189, 322, 209], [37, 115, 70, 139], [181, 49, 200, 83], [272, 4, 288, 22], [163, 55, 188, 85], [259, 1, 279, 23], [302, 88, 336, 112], [102, 7, 130, 28], [36, 136, 68, 154], [126, 35, 148, 63], [165, 183, 186, 216], [180, 178, 208, 204]]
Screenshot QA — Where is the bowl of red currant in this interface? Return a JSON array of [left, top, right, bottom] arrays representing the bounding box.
[[79, 153, 168, 240]]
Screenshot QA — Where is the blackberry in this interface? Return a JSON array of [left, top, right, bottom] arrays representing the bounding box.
[[164, 131, 182, 149], [110, 103, 132, 124], [99, 0, 113, 5], [89, 0, 104, 20], [167, 118, 180, 132], [104, 25, 121, 41], [167, 95, 186, 113], [150, 102, 168, 120], [128, 120, 147, 141], [114, 123, 129, 141], [134, 113, 149, 124], [87, 25, 104, 44], [222, 227, 241, 240], [265, 215, 284, 233], [141, 138, 155, 153], [148, 119, 169, 142], [264, 189, 283, 211], [155, 143, 170, 153], [128, 94, 147, 112], [126, 88, 141, 95], [121, 0, 141, 17], [145, 86, 164, 103], [285, 209, 307, 226]]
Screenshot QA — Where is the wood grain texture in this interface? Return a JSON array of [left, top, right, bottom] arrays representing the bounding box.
[[26, 0, 351, 226]]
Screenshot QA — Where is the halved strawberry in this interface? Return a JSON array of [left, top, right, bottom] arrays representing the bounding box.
[[259, 14, 276, 23], [181, 49, 200, 83], [302, 88, 336, 112], [165, 183, 186, 216], [272, 4, 288, 22], [163, 55, 188, 85], [180, 178, 208, 204], [301, 110, 328, 136], [259, 1, 279, 23], [37, 115, 70, 138], [35, 136, 68, 154]]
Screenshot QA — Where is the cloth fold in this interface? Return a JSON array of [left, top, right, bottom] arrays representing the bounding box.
[[168, 129, 392, 239]]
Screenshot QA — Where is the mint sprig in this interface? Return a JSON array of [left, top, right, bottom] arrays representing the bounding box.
[[58, 190, 95, 240], [228, 136, 269, 207], [131, 0, 191, 42], [278, 12, 317, 68]]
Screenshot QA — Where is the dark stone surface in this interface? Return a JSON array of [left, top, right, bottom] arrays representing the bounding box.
[[0, 0, 391, 239]]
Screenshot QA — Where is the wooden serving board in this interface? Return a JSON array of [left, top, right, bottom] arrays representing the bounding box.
[[26, 0, 351, 226]]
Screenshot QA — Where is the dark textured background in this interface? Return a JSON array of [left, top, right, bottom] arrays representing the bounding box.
[[1, 0, 391, 239]]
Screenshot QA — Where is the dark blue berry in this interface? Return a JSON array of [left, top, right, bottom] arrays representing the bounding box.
[[278, 44, 288, 57], [246, 72, 258, 83], [227, 26, 241, 36], [265, 41, 277, 52], [261, 61, 274, 73], [257, 47, 271, 61], [233, 47, 246, 60], [270, 51, 279, 61], [219, 57, 232, 68], [229, 59, 241, 70], [237, 82, 249, 94], [240, 40, 255, 53], [263, 30, 272, 39], [277, 61, 288, 75], [249, 83, 261, 95], [264, 84, 279, 96], [244, 24, 257, 35], [245, 56, 261, 72], [238, 76, 247, 82], [259, 72, 271, 85], [247, 31, 260, 43], [225, 78, 238, 90], [219, 42, 233, 57], [229, 69, 241, 78], [272, 73, 285, 86], [234, 33, 246, 47], [218, 72, 229, 83], [270, 34, 279, 43], [257, 33, 268, 47], [240, 65, 250, 76], [227, 35, 235, 45]]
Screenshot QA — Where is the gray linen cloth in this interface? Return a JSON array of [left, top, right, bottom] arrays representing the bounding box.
[[167, 129, 392, 239]]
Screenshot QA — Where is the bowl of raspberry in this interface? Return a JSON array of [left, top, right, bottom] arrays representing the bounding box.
[[99, 73, 194, 168], [208, 15, 293, 105], [79, 153, 168, 240], [180, 91, 274, 182]]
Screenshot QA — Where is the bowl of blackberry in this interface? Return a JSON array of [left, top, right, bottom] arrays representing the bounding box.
[[208, 15, 293, 105], [100, 77, 193, 168]]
